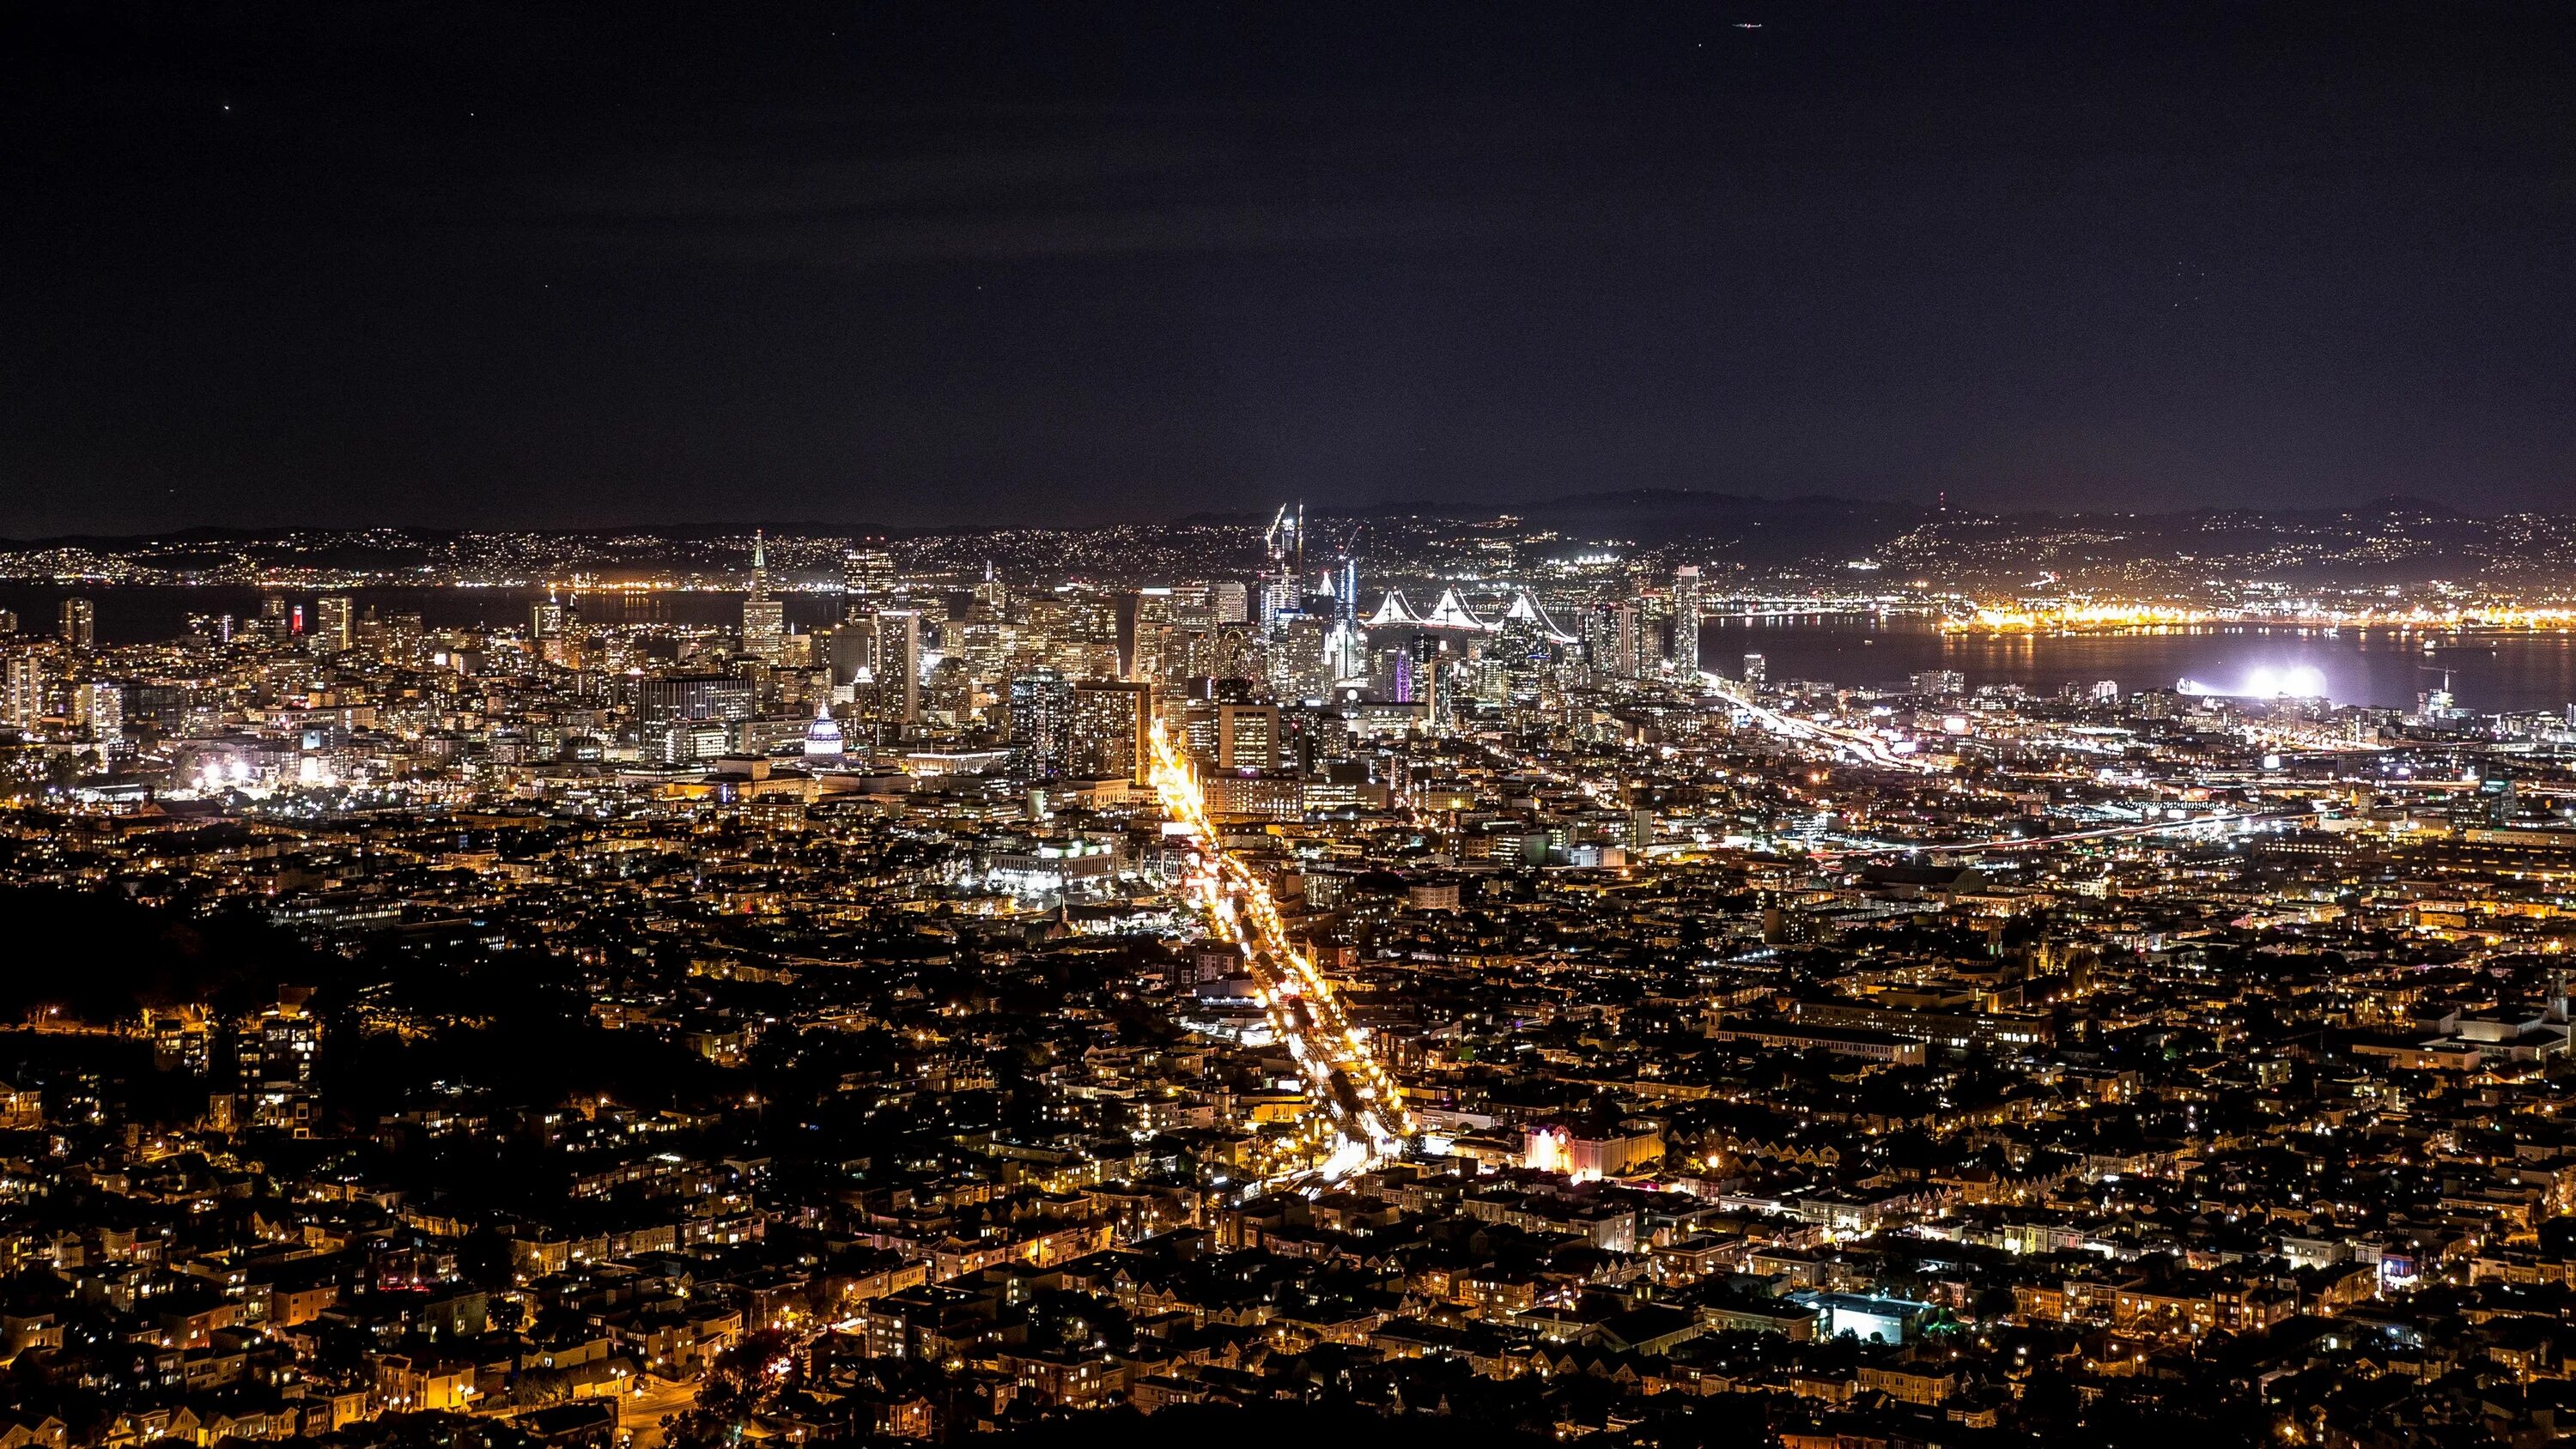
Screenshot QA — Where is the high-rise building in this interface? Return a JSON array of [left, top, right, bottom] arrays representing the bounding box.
[[742, 531, 787, 662], [314, 595, 354, 655], [1741, 652, 1766, 687], [1911, 669, 1966, 698], [1007, 668, 1072, 778], [76, 680, 122, 743], [1069, 680, 1152, 783], [636, 674, 756, 725], [1670, 567, 1702, 676], [828, 618, 877, 687], [842, 546, 896, 604], [872, 610, 923, 723], [3, 652, 42, 729], [58, 597, 95, 651], [530, 597, 568, 640], [1210, 580, 1249, 626], [1217, 702, 1279, 771]]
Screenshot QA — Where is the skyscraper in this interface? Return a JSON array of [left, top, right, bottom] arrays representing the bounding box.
[[872, 610, 923, 724], [842, 546, 896, 604], [1069, 679, 1152, 784], [1008, 668, 1072, 778], [59, 597, 95, 651], [314, 595, 354, 655], [636, 674, 756, 725], [1670, 566, 1702, 676], [1217, 703, 1279, 771], [742, 531, 786, 662], [2, 652, 42, 729]]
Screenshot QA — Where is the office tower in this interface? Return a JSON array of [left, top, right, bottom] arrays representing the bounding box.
[[842, 546, 897, 605], [1217, 702, 1279, 771], [1170, 580, 1215, 627], [872, 610, 923, 723], [314, 595, 354, 655], [1670, 567, 1702, 676], [1007, 668, 1072, 777], [58, 597, 95, 651], [0, 609, 16, 635], [636, 674, 756, 726], [1741, 652, 1766, 687], [829, 618, 878, 687], [1070, 680, 1153, 783], [530, 597, 567, 640], [1210, 580, 1249, 626], [1264, 501, 1304, 583], [3, 652, 41, 729], [1911, 670, 1965, 697], [1258, 577, 1300, 632], [742, 531, 786, 662], [972, 563, 1007, 621], [1321, 616, 1368, 688]]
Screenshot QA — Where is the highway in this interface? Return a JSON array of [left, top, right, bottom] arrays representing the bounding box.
[[1148, 721, 1413, 1177], [1701, 673, 1936, 773]]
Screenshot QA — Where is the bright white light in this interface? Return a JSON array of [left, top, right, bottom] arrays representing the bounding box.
[[2239, 664, 2327, 699]]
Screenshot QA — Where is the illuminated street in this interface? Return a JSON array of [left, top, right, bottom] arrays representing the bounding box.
[[1148, 720, 1413, 1176]]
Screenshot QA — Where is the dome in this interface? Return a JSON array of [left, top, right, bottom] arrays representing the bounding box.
[[803, 698, 846, 760]]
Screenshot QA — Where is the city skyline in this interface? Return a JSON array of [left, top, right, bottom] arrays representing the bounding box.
[[15, 8, 2576, 1448]]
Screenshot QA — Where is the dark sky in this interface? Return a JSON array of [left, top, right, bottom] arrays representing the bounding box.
[[6, 2, 2575, 535]]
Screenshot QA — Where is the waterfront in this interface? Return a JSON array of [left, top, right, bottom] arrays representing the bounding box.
[[13, 584, 2576, 715], [0, 583, 845, 644], [1704, 614, 2576, 714]]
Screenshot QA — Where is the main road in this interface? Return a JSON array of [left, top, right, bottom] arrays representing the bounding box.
[[1148, 721, 1413, 1178]]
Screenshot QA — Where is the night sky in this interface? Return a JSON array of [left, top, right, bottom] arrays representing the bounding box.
[[6, 2, 2574, 536]]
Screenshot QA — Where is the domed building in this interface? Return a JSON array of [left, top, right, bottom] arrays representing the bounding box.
[[802, 697, 847, 767]]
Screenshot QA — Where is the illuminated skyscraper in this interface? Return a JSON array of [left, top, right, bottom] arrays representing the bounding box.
[[1008, 667, 1072, 777], [314, 595, 354, 655], [872, 609, 923, 723], [1670, 566, 1701, 676], [1217, 702, 1279, 771], [842, 546, 896, 605], [742, 530, 786, 662], [1069, 679, 1152, 783], [58, 597, 94, 651], [3, 652, 43, 729]]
